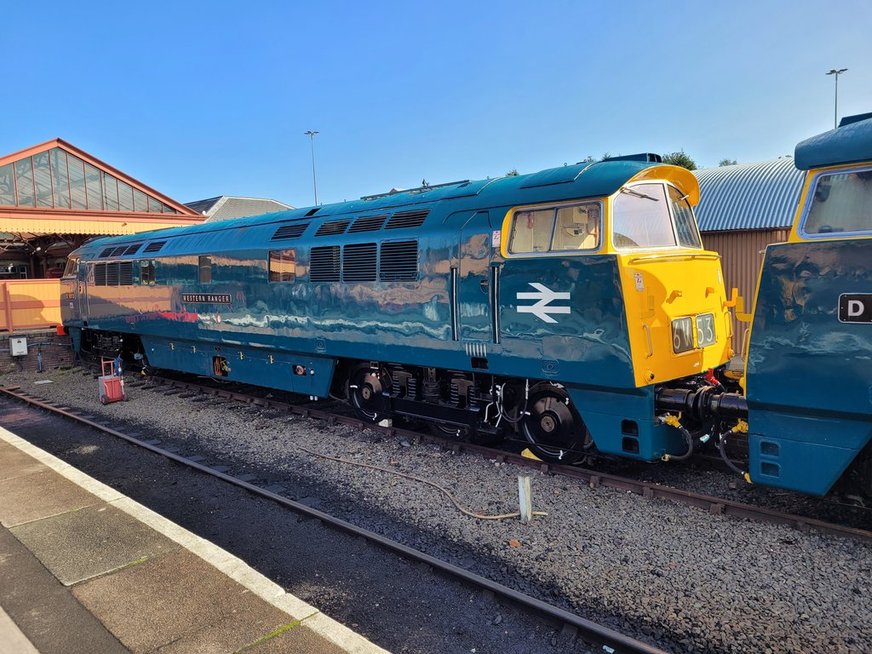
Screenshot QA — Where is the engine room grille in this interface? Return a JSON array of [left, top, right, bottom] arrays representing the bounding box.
[[271, 223, 308, 240], [144, 241, 166, 253], [379, 240, 418, 281], [119, 261, 134, 285], [385, 209, 429, 230], [106, 262, 120, 285], [315, 220, 351, 237], [93, 261, 134, 286], [348, 215, 387, 233], [309, 245, 341, 282], [342, 243, 377, 282]]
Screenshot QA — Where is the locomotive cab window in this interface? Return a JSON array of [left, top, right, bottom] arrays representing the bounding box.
[[62, 257, 79, 278], [269, 249, 296, 282], [508, 202, 601, 254], [198, 256, 213, 284], [802, 168, 872, 236], [612, 183, 676, 248], [668, 186, 702, 248]]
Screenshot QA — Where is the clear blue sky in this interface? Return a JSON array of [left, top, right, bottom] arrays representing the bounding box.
[[3, 1, 871, 209]]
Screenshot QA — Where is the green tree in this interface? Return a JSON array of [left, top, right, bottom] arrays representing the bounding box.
[[719, 158, 737, 167], [662, 150, 697, 170]]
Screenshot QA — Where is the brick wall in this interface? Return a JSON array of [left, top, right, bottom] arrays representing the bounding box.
[[0, 330, 75, 375]]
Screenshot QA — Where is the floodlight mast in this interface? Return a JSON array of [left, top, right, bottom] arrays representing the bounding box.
[[826, 68, 848, 129], [304, 130, 319, 205]]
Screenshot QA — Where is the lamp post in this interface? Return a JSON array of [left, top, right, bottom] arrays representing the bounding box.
[[826, 68, 848, 129], [304, 130, 319, 205]]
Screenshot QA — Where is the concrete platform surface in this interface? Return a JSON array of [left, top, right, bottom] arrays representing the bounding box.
[[0, 425, 390, 654]]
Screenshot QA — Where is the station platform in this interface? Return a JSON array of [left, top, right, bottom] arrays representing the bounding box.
[[0, 426, 388, 654]]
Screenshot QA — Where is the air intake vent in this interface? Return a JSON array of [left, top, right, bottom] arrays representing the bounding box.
[[386, 210, 428, 230], [315, 220, 351, 237], [110, 246, 128, 256], [119, 262, 134, 285], [305, 207, 320, 217], [94, 261, 135, 285], [99, 247, 114, 258], [310, 245, 341, 282], [272, 223, 309, 240], [348, 215, 387, 233], [144, 241, 166, 253], [105, 262, 120, 286], [379, 241, 418, 281], [342, 243, 377, 282], [124, 244, 142, 255]]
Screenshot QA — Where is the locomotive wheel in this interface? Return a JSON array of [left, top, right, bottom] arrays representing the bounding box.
[[521, 384, 590, 464], [347, 366, 390, 422]]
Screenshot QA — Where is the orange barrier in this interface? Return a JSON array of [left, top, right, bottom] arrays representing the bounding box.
[[0, 279, 62, 332]]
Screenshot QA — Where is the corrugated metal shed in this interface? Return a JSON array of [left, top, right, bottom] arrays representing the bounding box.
[[694, 158, 805, 232]]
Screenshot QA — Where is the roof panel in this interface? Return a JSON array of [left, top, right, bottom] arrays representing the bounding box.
[[795, 114, 872, 170]]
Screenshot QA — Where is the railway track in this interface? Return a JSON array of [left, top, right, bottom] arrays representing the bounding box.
[[138, 372, 871, 542], [9, 368, 872, 544], [0, 383, 668, 654]]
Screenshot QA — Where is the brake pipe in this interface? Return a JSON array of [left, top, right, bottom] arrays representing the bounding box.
[[659, 414, 694, 462], [718, 420, 752, 484]]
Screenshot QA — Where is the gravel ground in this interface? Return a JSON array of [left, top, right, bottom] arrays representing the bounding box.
[[4, 367, 872, 654]]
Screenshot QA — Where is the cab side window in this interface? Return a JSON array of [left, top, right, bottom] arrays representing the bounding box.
[[508, 202, 601, 254], [804, 169, 872, 235], [509, 208, 553, 253]]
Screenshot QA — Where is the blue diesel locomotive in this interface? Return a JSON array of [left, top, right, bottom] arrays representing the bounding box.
[[61, 156, 738, 467], [61, 114, 872, 499]]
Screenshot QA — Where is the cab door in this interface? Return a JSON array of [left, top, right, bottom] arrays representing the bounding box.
[[78, 261, 89, 319], [458, 211, 498, 347]]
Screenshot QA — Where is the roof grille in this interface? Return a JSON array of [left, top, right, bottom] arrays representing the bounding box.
[[315, 220, 351, 237], [144, 241, 166, 253], [110, 246, 128, 256], [305, 207, 321, 216], [386, 209, 428, 230], [271, 223, 309, 240], [124, 244, 142, 255], [348, 215, 387, 233], [379, 241, 418, 282], [309, 245, 341, 282], [99, 247, 114, 258], [342, 243, 377, 282]]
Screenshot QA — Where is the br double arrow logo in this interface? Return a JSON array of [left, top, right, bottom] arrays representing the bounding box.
[[516, 282, 571, 323]]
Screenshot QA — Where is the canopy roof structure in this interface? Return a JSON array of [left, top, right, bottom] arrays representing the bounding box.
[[0, 138, 202, 238]]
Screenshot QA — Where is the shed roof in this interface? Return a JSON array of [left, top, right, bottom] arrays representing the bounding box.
[[693, 157, 805, 232], [185, 195, 293, 222]]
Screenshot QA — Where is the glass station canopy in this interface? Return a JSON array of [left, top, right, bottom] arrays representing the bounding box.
[[0, 146, 179, 214]]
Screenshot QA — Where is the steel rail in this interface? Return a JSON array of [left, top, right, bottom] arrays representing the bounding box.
[[0, 384, 667, 654], [143, 374, 872, 543]]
